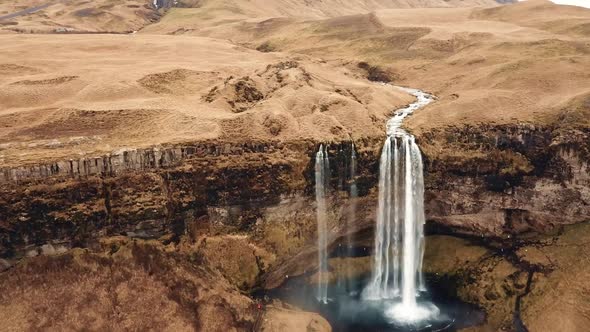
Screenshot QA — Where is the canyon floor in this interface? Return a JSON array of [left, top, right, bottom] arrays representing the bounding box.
[[1, 0, 590, 331]]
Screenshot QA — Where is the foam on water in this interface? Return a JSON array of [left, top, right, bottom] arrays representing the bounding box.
[[386, 302, 440, 324]]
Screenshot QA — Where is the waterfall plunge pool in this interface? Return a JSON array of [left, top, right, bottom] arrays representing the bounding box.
[[257, 271, 485, 332]]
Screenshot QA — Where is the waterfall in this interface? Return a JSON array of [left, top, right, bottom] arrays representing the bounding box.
[[315, 144, 329, 304], [401, 135, 417, 308], [345, 142, 358, 293], [363, 87, 438, 322], [349, 143, 358, 200], [311, 87, 436, 319], [364, 135, 425, 302]]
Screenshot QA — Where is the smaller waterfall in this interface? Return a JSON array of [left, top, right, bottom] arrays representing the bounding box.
[[350, 142, 358, 201], [315, 144, 330, 304], [345, 142, 358, 293]]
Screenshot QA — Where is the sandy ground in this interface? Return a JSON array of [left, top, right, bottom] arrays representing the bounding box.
[[1, 0, 589, 167]]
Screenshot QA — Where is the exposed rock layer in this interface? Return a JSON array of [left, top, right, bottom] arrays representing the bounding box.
[[421, 124, 590, 236], [1, 123, 588, 260], [0, 138, 382, 259]]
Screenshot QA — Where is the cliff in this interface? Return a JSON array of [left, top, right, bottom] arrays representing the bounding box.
[[2, 122, 588, 272]]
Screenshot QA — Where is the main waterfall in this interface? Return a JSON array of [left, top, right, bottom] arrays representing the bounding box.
[[312, 87, 438, 323], [363, 87, 438, 322]]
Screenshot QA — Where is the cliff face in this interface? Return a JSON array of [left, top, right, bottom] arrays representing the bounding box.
[[0, 141, 303, 258], [0, 142, 294, 184], [0, 118, 588, 332], [421, 124, 590, 237], [0, 138, 383, 260], [1, 122, 588, 262]]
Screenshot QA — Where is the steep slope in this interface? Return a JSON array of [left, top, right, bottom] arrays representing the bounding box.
[[0, 239, 256, 331]]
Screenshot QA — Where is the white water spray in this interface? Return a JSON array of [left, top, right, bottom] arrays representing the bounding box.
[[363, 87, 438, 322], [315, 144, 330, 304]]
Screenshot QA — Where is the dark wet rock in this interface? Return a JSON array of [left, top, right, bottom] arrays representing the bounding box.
[[420, 124, 590, 237], [0, 258, 11, 272], [0, 137, 384, 260], [357, 61, 396, 83]]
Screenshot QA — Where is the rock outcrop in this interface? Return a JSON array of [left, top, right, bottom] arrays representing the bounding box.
[[0, 141, 290, 184], [422, 222, 590, 331], [258, 305, 332, 332], [420, 123, 590, 237], [0, 138, 383, 260], [1, 121, 588, 269]]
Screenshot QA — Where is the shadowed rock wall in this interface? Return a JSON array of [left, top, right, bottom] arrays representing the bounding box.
[[421, 124, 590, 236], [1, 124, 588, 264], [0, 138, 382, 259]]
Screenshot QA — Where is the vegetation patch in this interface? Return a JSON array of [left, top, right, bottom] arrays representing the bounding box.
[[357, 61, 394, 83], [256, 41, 276, 53]]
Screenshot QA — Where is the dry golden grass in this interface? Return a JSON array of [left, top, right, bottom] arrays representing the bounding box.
[[0, 240, 256, 331], [144, 0, 590, 134], [1, 0, 589, 168], [0, 0, 160, 33], [0, 34, 411, 167]]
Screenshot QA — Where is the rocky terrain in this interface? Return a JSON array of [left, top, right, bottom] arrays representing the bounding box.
[[1, 0, 589, 331], [0, 238, 257, 331]]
